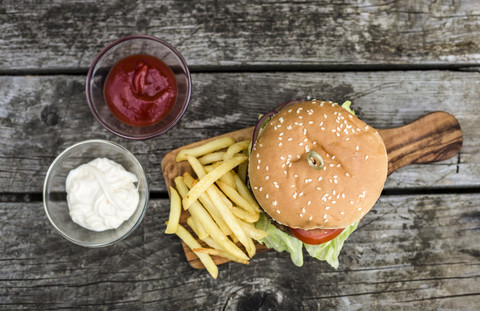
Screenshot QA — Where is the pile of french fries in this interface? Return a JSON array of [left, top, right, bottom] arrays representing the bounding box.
[[164, 137, 268, 279]]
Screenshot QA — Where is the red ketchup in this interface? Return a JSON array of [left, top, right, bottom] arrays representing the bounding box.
[[104, 54, 177, 127]]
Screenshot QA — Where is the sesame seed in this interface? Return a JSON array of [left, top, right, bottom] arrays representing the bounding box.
[[319, 122, 323, 126], [329, 164, 334, 167], [365, 155, 369, 160], [293, 192, 297, 199], [279, 117, 284, 123], [302, 208, 306, 213], [294, 174, 298, 178], [309, 216, 313, 220], [304, 138, 308, 142], [299, 192, 304, 196], [331, 155, 335, 160], [287, 138, 293, 141], [324, 219, 328, 223], [346, 172, 350, 177], [266, 166, 269, 171], [324, 214, 328, 219], [299, 143, 304, 146], [318, 177, 323, 181], [355, 146, 359, 151], [350, 201, 354, 204], [324, 114, 327, 118], [276, 210, 280, 214], [284, 170, 288, 175], [321, 127, 325, 131], [340, 211, 345, 215], [279, 143, 283, 146], [273, 201, 277, 206], [334, 179, 338, 184], [357, 208, 362, 211], [265, 176, 270, 180], [266, 194, 269, 199], [299, 213, 303, 217], [278, 137, 282, 140], [259, 187, 263, 191], [337, 164, 341, 167], [336, 132, 340, 137], [345, 138, 350, 141], [308, 121, 314, 124], [326, 153, 330, 158], [316, 187, 322, 191], [256, 153, 259, 158], [287, 125, 292, 130], [307, 201, 311, 206], [325, 206, 330, 210], [365, 126, 369, 130], [342, 193, 345, 198]]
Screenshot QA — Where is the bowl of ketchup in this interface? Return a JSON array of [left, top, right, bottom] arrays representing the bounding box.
[[86, 35, 191, 139]]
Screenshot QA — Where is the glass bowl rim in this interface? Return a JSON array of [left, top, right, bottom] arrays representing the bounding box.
[[85, 34, 192, 140], [43, 139, 149, 247]]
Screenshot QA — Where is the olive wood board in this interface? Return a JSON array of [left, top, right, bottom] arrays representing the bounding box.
[[161, 111, 463, 269]]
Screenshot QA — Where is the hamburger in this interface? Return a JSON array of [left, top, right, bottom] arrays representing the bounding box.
[[249, 100, 388, 267]]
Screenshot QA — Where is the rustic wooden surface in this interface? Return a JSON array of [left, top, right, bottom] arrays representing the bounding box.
[[1, 1, 479, 310]]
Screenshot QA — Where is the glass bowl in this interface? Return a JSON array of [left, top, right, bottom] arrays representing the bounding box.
[[86, 35, 191, 140], [43, 139, 149, 247]]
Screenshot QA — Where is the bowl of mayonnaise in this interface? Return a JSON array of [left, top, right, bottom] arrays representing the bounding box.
[[43, 139, 148, 247]]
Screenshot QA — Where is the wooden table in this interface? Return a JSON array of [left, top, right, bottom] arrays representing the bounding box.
[[1, 1, 479, 310]]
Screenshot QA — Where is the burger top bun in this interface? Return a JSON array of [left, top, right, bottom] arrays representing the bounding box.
[[248, 100, 388, 229]]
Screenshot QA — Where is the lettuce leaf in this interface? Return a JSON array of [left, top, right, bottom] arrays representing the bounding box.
[[255, 213, 304, 266], [255, 213, 358, 268], [304, 221, 359, 268], [341, 100, 356, 116]]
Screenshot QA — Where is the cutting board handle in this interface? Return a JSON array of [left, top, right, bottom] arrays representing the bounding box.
[[377, 112, 463, 175]]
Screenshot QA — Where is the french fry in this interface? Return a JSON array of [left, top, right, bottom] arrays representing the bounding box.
[[187, 216, 208, 240], [223, 140, 251, 160], [238, 219, 268, 240], [174, 176, 249, 261], [232, 172, 261, 213], [216, 179, 258, 215], [183, 173, 232, 236], [207, 185, 256, 258], [202, 236, 223, 250], [205, 162, 235, 188], [174, 224, 218, 279], [176, 137, 236, 162], [193, 248, 250, 265], [232, 206, 259, 223], [198, 151, 226, 165], [183, 155, 247, 210], [165, 186, 181, 234], [237, 150, 249, 183]]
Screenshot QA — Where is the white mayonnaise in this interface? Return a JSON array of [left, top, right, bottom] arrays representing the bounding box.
[[66, 157, 140, 232]]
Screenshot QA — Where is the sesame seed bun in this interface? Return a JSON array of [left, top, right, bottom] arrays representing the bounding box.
[[248, 100, 388, 229]]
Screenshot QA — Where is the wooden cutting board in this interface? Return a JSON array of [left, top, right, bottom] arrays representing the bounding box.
[[161, 111, 463, 269]]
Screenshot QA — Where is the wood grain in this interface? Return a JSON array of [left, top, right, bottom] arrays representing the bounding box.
[[0, 71, 478, 193], [2, 1, 480, 70], [378, 112, 463, 175], [1, 194, 478, 309], [162, 111, 463, 269]]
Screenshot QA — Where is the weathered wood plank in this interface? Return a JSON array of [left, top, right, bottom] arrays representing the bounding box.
[[1, 193, 478, 309], [0, 71, 478, 192], [2, 1, 480, 70]]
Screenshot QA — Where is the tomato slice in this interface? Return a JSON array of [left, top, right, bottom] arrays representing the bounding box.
[[290, 227, 344, 245]]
